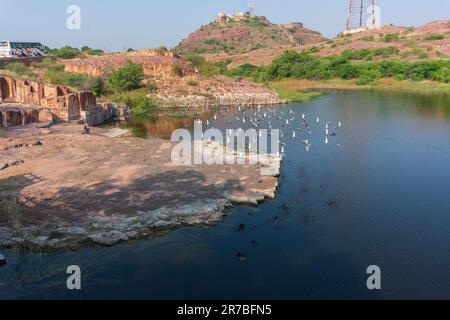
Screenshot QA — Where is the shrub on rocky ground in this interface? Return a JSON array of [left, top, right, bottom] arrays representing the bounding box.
[[0, 198, 22, 231], [109, 61, 144, 91]]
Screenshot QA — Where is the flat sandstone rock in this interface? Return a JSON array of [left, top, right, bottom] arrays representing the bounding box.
[[0, 124, 281, 250]]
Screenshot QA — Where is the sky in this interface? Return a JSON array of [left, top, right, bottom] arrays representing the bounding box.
[[0, 0, 449, 52]]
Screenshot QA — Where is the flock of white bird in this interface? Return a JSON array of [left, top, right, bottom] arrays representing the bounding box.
[[198, 104, 343, 155]]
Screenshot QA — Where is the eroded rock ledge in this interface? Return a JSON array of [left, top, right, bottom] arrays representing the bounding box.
[[0, 124, 282, 250], [0, 75, 128, 127]]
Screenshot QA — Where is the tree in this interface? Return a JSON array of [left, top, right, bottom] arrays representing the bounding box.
[[91, 77, 108, 96], [108, 61, 144, 91]]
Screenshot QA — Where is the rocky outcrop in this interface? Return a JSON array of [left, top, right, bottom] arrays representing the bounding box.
[[0, 75, 96, 121], [157, 92, 284, 108], [0, 124, 283, 250], [63, 54, 194, 77], [154, 75, 285, 108], [114, 49, 179, 58], [0, 75, 128, 127], [0, 104, 53, 127]]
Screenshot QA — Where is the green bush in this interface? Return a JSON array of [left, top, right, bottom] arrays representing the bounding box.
[[81, 46, 104, 55], [43, 70, 70, 85], [42, 68, 102, 92], [223, 49, 450, 84], [223, 63, 258, 77], [109, 61, 144, 91], [355, 67, 381, 85], [45, 46, 81, 59], [147, 83, 158, 92], [186, 79, 199, 86], [431, 67, 450, 83], [425, 34, 445, 41], [1, 62, 36, 78], [412, 48, 429, 59], [184, 54, 228, 77], [66, 73, 86, 87], [360, 35, 375, 42], [383, 33, 400, 42], [109, 90, 157, 114], [91, 77, 109, 96]]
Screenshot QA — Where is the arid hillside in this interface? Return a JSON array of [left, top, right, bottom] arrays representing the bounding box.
[[176, 14, 326, 55], [59, 50, 283, 108], [205, 20, 450, 68]]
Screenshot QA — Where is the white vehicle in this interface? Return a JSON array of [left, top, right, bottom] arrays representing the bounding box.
[[0, 41, 44, 58]]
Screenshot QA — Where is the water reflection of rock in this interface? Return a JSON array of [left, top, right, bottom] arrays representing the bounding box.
[[124, 112, 213, 139]]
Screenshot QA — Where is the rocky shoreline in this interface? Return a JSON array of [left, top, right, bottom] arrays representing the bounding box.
[[157, 92, 286, 108], [0, 123, 282, 251]]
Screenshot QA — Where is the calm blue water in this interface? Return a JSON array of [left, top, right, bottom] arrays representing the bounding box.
[[1, 90, 450, 299]]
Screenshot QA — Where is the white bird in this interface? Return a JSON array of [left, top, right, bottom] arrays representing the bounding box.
[[302, 114, 306, 120], [338, 122, 342, 128], [292, 131, 296, 138], [325, 137, 329, 144]]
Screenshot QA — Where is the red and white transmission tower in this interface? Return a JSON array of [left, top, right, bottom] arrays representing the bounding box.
[[346, 0, 377, 32], [248, 0, 255, 16]]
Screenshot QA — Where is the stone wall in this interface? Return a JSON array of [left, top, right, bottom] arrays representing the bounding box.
[[0, 105, 53, 127], [0, 75, 125, 126]]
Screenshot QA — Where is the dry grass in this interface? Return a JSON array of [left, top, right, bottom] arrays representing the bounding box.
[[270, 79, 450, 94], [0, 198, 23, 230]]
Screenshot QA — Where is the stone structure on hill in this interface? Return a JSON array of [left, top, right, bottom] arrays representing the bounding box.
[[176, 15, 326, 54]]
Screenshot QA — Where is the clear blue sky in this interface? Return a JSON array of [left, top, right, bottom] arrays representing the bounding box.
[[0, 0, 448, 52]]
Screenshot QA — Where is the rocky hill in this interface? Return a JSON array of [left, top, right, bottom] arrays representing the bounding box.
[[176, 14, 326, 55], [205, 20, 450, 68]]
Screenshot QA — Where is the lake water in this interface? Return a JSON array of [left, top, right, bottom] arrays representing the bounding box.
[[1, 90, 450, 299]]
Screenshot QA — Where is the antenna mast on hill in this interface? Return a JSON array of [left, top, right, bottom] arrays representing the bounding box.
[[346, 0, 377, 32], [248, 0, 255, 16]]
